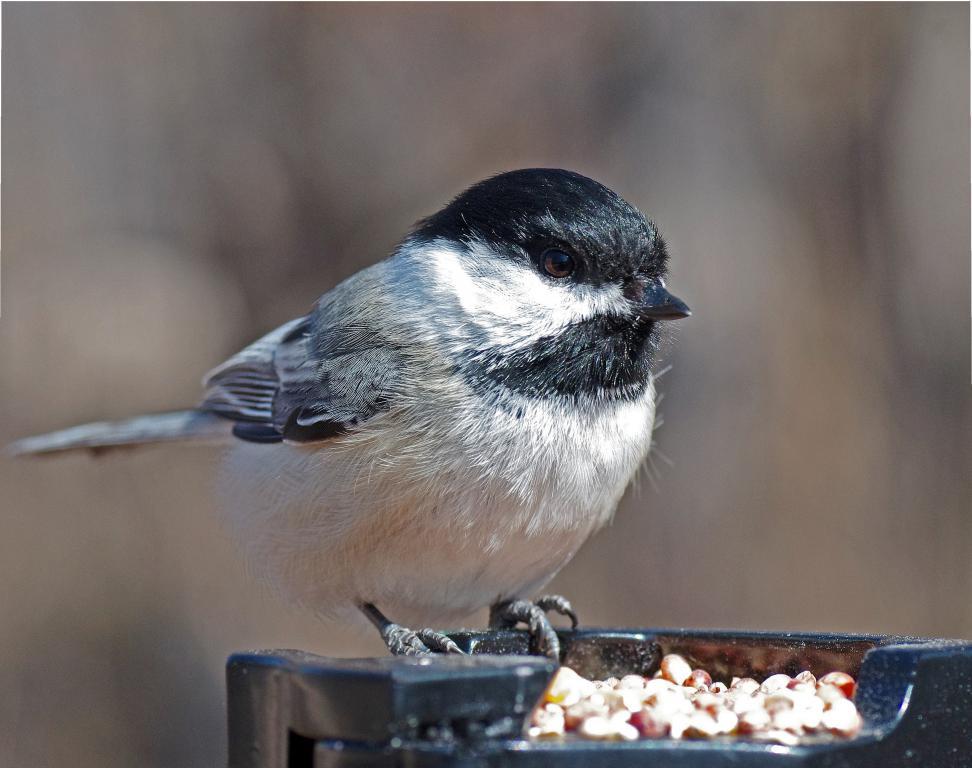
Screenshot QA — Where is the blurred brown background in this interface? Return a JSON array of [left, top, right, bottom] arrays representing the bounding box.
[[2, 3, 969, 766]]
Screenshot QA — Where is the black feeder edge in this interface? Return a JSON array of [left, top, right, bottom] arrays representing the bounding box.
[[226, 628, 972, 768]]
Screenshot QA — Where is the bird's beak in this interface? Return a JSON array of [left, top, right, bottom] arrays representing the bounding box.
[[640, 281, 691, 320]]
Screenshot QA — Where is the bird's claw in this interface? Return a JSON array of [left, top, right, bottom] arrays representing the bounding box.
[[535, 594, 579, 629], [361, 602, 465, 657], [489, 594, 580, 660], [382, 623, 464, 656]]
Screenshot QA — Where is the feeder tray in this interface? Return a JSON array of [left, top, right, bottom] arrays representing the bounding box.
[[226, 628, 972, 767]]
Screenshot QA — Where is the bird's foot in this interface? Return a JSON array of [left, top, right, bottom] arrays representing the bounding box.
[[382, 624, 464, 656], [488, 594, 579, 660], [534, 594, 580, 628], [360, 602, 464, 657]]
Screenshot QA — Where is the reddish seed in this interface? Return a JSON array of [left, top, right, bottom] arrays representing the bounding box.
[[688, 669, 713, 689], [629, 708, 667, 738], [817, 683, 847, 706], [818, 672, 856, 699]]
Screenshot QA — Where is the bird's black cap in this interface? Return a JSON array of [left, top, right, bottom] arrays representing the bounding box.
[[413, 168, 669, 286]]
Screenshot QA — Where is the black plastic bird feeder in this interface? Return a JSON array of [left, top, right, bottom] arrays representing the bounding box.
[[227, 628, 972, 768]]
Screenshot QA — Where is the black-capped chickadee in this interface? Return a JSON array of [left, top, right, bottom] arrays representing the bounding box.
[[11, 169, 690, 658]]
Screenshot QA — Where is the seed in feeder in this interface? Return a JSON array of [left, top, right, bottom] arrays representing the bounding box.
[[576, 714, 611, 739], [578, 714, 639, 741], [821, 697, 862, 736], [799, 700, 824, 731], [660, 653, 693, 685], [629, 708, 667, 738], [731, 677, 760, 694], [717, 709, 740, 733], [684, 711, 723, 738], [595, 688, 625, 711], [617, 688, 644, 712], [643, 677, 679, 696], [528, 665, 860, 746], [611, 708, 637, 725], [816, 682, 848, 706], [765, 690, 798, 712], [692, 691, 722, 714], [544, 666, 592, 707], [652, 688, 694, 717], [564, 696, 609, 730], [619, 674, 646, 690], [771, 706, 805, 733], [730, 690, 766, 715], [788, 679, 816, 695], [760, 673, 792, 693], [668, 712, 692, 739], [529, 703, 566, 738], [753, 728, 801, 746], [819, 671, 856, 698], [794, 670, 817, 686], [737, 707, 772, 733], [688, 668, 712, 689]]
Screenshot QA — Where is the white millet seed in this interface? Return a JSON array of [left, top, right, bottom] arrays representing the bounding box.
[[660, 654, 694, 686], [529, 663, 862, 746], [619, 674, 646, 690], [760, 674, 792, 693], [821, 698, 862, 737], [731, 677, 761, 695]]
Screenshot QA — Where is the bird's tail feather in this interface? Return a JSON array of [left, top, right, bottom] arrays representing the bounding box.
[[7, 410, 231, 457]]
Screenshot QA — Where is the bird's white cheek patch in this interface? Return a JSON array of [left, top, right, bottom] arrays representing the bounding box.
[[426, 243, 629, 345], [428, 245, 508, 319]]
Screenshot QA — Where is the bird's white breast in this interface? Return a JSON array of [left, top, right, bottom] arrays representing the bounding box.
[[218, 381, 657, 627]]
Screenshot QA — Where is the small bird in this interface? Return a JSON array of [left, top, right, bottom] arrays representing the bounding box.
[[11, 169, 690, 658]]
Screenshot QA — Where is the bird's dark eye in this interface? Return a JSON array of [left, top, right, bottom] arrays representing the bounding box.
[[542, 248, 575, 279]]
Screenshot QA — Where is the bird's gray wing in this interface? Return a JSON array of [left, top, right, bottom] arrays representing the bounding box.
[[200, 311, 404, 444], [200, 317, 307, 425]]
